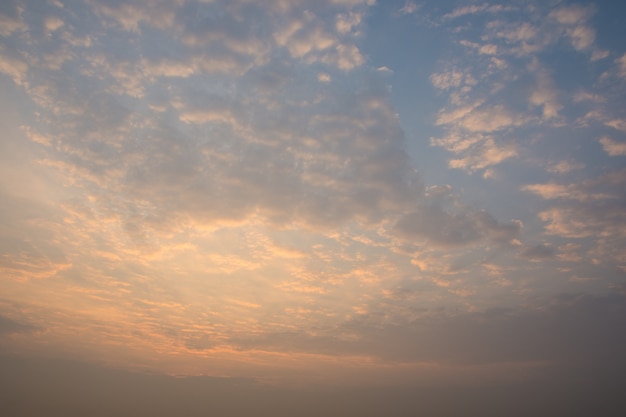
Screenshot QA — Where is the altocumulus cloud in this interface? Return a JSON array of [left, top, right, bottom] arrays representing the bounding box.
[[1, 1, 626, 416]]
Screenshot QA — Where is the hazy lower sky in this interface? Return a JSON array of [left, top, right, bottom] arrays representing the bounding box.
[[1, 0, 625, 415]]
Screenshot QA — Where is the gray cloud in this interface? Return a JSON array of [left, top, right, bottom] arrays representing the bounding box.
[[394, 206, 521, 247], [0, 0, 529, 255], [0, 314, 37, 335], [229, 292, 626, 371], [519, 243, 556, 260]]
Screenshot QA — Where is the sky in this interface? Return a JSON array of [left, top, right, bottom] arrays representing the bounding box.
[[1, 0, 625, 415]]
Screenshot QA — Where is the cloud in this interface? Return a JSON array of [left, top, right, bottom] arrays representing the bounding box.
[[590, 49, 609, 61], [0, 0, 26, 37], [430, 129, 518, 173], [275, 18, 336, 58], [398, 1, 419, 16], [426, 1, 622, 177], [548, 4, 608, 58], [546, 160, 585, 174], [471, 4, 602, 60], [430, 68, 475, 91], [2, 1, 625, 400], [490, 21, 546, 55], [527, 170, 626, 266], [0, 44, 28, 85], [522, 169, 625, 202], [229, 292, 626, 371], [550, 5, 592, 26], [537, 208, 590, 239], [605, 119, 626, 132], [599, 137, 626, 157], [43, 15, 63, 33], [446, 136, 517, 171], [519, 243, 556, 260], [0, 315, 37, 335], [127, 73, 413, 229], [451, 105, 526, 132], [528, 62, 561, 120], [335, 11, 363, 35], [573, 91, 606, 103], [565, 24, 595, 50], [395, 206, 521, 248], [0, 248, 72, 281], [443, 4, 510, 20], [90, 0, 182, 33], [1, 0, 418, 237], [322, 42, 364, 70], [522, 183, 592, 201]]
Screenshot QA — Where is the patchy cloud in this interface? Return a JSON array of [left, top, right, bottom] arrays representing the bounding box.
[[519, 243, 556, 260], [600, 137, 626, 156], [0, 1, 625, 405]]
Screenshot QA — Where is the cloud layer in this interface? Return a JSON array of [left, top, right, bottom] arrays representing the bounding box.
[[0, 1, 625, 406]]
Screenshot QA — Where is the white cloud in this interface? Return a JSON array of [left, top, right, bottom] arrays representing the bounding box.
[[547, 160, 585, 174], [336, 11, 363, 35], [522, 183, 584, 201], [573, 91, 606, 103], [0, 14, 25, 37], [438, 104, 526, 133], [478, 44, 498, 55], [141, 58, 195, 79], [549, 5, 592, 26], [495, 22, 537, 43], [599, 137, 626, 157], [458, 40, 499, 57], [429, 63, 527, 173], [488, 20, 554, 56], [606, 119, 626, 132], [44, 15, 64, 33], [281, 25, 336, 58], [0, 45, 28, 85], [317, 72, 331, 83], [446, 137, 517, 172], [550, 5, 597, 53], [566, 25, 595, 50], [91, 0, 182, 33], [590, 49, 609, 61], [321, 43, 364, 71], [443, 4, 492, 20], [430, 69, 471, 90], [398, 1, 419, 16], [0, 1, 25, 37], [433, 100, 482, 125], [528, 64, 561, 120], [538, 208, 593, 238]]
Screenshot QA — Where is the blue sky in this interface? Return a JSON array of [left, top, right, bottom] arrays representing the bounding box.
[[1, 0, 625, 415]]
